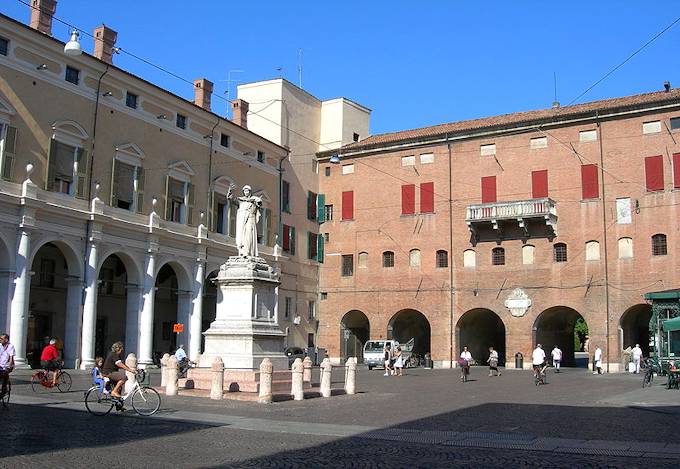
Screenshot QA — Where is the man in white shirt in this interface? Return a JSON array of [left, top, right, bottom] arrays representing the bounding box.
[[0, 334, 15, 399], [631, 344, 643, 374], [551, 346, 562, 373], [593, 346, 603, 374], [532, 344, 546, 377]]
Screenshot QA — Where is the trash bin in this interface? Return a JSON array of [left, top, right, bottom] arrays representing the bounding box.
[[515, 352, 523, 369]]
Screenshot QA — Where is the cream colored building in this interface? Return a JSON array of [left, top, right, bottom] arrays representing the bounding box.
[[0, 6, 288, 369], [237, 79, 370, 351]]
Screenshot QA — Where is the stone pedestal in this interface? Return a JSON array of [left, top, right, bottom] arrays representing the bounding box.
[[200, 256, 287, 370]]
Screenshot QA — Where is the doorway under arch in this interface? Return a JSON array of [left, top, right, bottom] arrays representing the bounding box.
[[341, 310, 370, 363], [153, 262, 191, 362], [620, 304, 652, 357], [457, 308, 506, 366], [388, 309, 431, 355], [201, 270, 219, 353], [534, 306, 588, 367]]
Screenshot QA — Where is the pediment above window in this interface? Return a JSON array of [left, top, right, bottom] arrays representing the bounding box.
[[213, 175, 235, 195], [254, 189, 272, 204], [168, 160, 195, 182], [0, 94, 16, 123], [51, 120, 89, 146], [115, 142, 145, 166]]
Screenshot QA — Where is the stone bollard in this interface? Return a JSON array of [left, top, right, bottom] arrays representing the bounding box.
[[302, 356, 313, 384], [210, 357, 224, 400], [166, 356, 179, 396], [160, 353, 170, 387], [320, 358, 332, 398], [345, 357, 357, 395], [291, 358, 304, 401], [124, 353, 138, 395], [258, 358, 273, 404]]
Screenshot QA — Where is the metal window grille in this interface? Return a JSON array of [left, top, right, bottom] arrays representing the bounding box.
[[491, 247, 505, 266], [341, 255, 354, 277], [652, 234, 667, 256], [436, 250, 448, 268], [553, 243, 568, 262], [383, 251, 395, 268]]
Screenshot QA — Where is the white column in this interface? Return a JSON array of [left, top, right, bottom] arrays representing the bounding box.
[[125, 285, 142, 356], [9, 229, 31, 368], [189, 260, 205, 361], [138, 252, 156, 367], [64, 277, 83, 368], [79, 241, 99, 369], [0, 270, 13, 333]]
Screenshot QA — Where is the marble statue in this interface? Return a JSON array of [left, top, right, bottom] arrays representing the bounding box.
[[228, 184, 262, 257]]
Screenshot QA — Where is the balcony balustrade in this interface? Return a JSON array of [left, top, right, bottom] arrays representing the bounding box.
[[465, 198, 557, 238]]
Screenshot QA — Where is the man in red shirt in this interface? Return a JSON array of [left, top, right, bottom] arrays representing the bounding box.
[[40, 338, 60, 387]]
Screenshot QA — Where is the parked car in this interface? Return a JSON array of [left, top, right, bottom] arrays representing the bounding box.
[[284, 347, 306, 368], [363, 338, 415, 370]]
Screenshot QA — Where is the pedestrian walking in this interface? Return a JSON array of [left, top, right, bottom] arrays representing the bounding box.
[[393, 346, 404, 376], [459, 346, 472, 382], [383, 344, 392, 377], [487, 347, 500, 376], [631, 344, 643, 374], [593, 346, 603, 374], [551, 345, 562, 373]]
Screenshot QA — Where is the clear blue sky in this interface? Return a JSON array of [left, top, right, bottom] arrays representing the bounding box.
[[3, 1, 680, 135]]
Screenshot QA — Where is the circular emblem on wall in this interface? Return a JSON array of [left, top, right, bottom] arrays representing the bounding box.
[[505, 288, 532, 317]]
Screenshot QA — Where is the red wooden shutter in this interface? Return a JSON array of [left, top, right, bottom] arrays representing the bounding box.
[[532, 170, 548, 198], [674, 153, 680, 189], [420, 182, 434, 213], [282, 224, 290, 251], [481, 176, 497, 203], [401, 184, 415, 215], [645, 155, 664, 191], [342, 190, 354, 220], [581, 164, 599, 199]]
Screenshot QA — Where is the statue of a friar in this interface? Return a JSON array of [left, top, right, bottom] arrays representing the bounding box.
[[228, 184, 262, 257]]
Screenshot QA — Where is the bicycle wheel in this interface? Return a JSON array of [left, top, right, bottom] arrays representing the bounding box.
[[31, 371, 47, 393], [57, 371, 72, 392], [85, 387, 114, 416], [131, 386, 161, 416]]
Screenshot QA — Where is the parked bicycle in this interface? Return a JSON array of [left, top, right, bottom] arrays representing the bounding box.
[[84, 369, 161, 416], [31, 366, 72, 392]]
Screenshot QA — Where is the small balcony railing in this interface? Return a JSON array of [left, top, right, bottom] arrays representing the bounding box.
[[466, 198, 557, 236]]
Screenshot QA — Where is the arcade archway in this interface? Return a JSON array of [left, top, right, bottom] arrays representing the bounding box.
[[534, 306, 588, 367], [457, 308, 506, 366], [620, 304, 652, 357], [341, 310, 370, 363], [388, 309, 431, 355]]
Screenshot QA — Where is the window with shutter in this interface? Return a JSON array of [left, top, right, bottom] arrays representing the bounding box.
[[282, 224, 291, 251], [645, 155, 664, 191], [75, 147, 88, 198], [581, 164, 599, 199], [481, 176, 496, 203], [420, 182, 434, 213], [317, 233, 324, 263], [48, 140, 81, 195], [401, 184, 415, 215], [1, 125, 17, 180], [342, 191, 354, 220], [317, 194, 325, 223], [307, 231, 318, 260], [289, 226, 296, 255], [186, 182, 195, 225], [282, 180, 290, 213], [135, 166, 145, 213], [113, 161, 135, 209], [673, 153, 680, 189], [531, 170, 548, 198]]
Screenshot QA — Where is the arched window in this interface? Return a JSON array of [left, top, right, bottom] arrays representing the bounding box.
[[436, 250, 448, 268], [358, 252, 368, 268], [522, 245, 535, 265], [491, 247, 505, 266], [382, 251, 394, 268], [463, 249, 476, 268], [618, 237, 633, 259], [553, 243, 567, 262], [409, 249, 421, 268], [652, 234, 667, 256], [585, 240, 600, 261]]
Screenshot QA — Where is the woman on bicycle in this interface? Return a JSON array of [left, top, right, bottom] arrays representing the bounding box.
[[40, 338, 60, 387], [102, 342, 135, 399], [459, 346, 472, 382]]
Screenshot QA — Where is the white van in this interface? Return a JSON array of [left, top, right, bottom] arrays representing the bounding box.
[[363, 340, 399, 370]]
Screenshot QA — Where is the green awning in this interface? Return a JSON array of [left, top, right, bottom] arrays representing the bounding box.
[[663, 316, 680, 332]]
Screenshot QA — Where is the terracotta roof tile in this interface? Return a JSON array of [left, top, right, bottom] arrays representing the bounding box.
[[334, 88, 680, 154]]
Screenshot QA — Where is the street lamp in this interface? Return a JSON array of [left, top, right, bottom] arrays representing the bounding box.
[[329, 153, 341, 164], [64, 30, 82, 56]]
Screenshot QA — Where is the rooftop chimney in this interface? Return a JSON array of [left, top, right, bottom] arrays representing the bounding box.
[[93, 25, 118, 64], [193, 78, 214, 111], [664, 81, 671, 92], [232, 99, 249, 129], [29, 0, 57, 36]]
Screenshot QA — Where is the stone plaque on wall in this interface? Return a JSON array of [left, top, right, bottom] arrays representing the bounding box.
[[505, 288, 532, 317]]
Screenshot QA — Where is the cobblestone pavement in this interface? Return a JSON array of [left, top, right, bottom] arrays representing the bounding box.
[[2, 366, 679, 468]]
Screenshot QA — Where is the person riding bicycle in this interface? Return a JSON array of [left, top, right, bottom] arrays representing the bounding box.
[[0, 333, 15, 399], [40, 338, 61, 387], [459, 346, 472, 381], [174, 344, 194, 376], [532, 344, 547, 378], [102, 341, 136, 399]]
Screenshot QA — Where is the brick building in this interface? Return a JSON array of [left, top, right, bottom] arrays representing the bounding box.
[[317, 87, 680, 370]]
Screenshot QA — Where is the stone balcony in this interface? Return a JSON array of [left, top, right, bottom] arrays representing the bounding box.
[[465, 198, 557, 240]]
